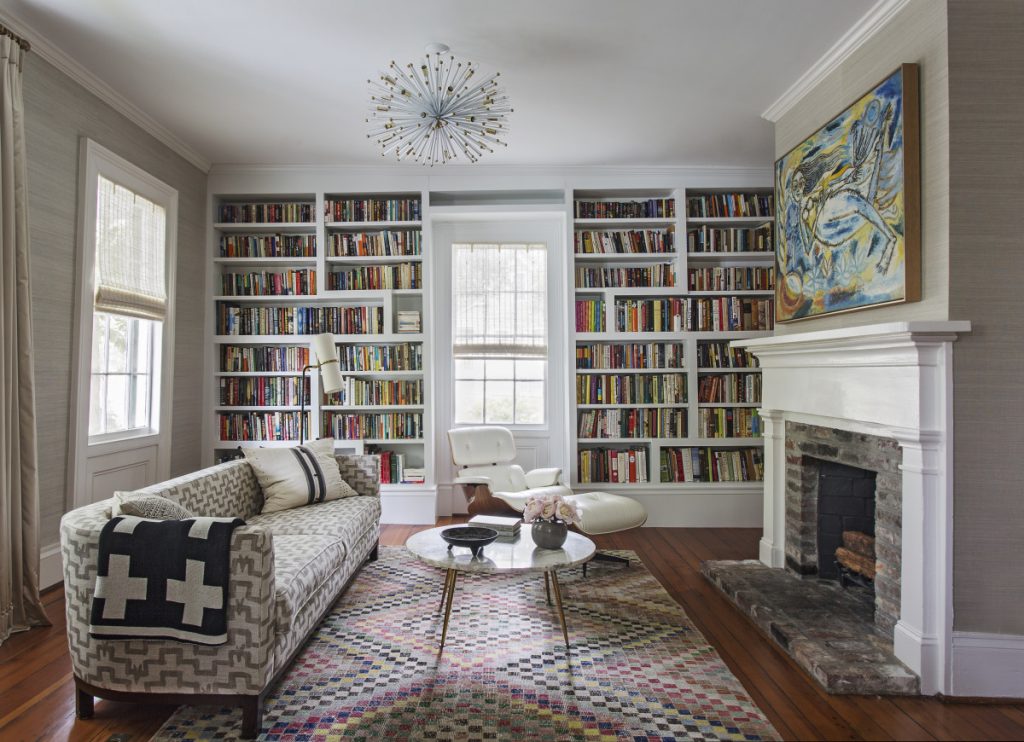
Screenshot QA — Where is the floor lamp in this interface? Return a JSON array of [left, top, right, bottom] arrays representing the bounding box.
[[300, 332, 345, 444]]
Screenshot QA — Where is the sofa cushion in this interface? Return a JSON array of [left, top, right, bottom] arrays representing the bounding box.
[[271, 534, 346, 633], [243, 439, 358, 514], [113, 493, 195, 520], [249, 496, 381, 549]]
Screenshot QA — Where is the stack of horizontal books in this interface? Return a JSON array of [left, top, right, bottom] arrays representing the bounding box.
[[468, 514, 521, 541]]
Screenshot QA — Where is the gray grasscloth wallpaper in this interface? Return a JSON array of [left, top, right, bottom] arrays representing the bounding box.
[[23, 54, 207, 548], [947, 0, 1024, 636]]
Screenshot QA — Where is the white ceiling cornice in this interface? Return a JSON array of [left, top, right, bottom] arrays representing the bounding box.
[[208, 163, 774, 179], [760, 0, 912, 123], [0, 9, 212, 172]]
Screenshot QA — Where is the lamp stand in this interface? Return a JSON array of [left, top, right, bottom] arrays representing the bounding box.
[[300, 363, 315, 445]]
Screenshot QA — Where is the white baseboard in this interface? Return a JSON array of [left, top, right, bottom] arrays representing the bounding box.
[[951, 631, 1024, 698], [380, 488, 437, 525], [40, 543, 63, 589]]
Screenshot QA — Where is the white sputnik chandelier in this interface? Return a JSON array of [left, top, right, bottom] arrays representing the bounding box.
[[367, 43, 512, 165]]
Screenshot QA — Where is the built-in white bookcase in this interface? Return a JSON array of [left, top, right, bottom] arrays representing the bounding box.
[[207, 190, 434, 510], [570, 187, 774, 493]]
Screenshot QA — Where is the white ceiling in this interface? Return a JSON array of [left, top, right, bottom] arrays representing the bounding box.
[[0, 0, 875, 168]]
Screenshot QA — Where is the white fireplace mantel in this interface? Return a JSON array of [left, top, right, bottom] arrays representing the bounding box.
[[734, 321, 971, 696]]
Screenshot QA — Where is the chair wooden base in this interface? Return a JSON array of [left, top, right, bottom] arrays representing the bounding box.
[[462, 484, 521, 518]]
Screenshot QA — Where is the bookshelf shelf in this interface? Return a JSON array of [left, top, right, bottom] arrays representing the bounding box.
[[208, 192, 432, 491], [214, 222, 316, 232], [571, 187, 773, 491]]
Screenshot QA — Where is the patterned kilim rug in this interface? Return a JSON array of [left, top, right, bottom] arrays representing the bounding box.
[[154, 547, 778, 741]]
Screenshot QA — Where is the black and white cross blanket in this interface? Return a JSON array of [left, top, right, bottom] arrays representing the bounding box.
[[90, 516, 245, 645]]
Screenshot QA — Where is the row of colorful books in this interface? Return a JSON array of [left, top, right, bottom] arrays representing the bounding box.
[[220, 270, 315, 297], [337, 342, 422, 372], [577, 447, 649, 483], [575, 342, 684, 370], [573, 229, 674, 254], [688, 266, 774, 292], [660, 447, 764, 482], [322, 412, 423, 440], [219, 202, 314, 224], [325, 198, 420, 223], [686, 193, 773, 219], [575, 298, 605, 332], [218, 412, 305, 441], [575, 265, 675, 289], [687, 224, 773, 253], [324, 379, 423, 406], [216, 304, 383, 336], [326, 264, 421, 291], [695, 342, 758, 369], [329, 230, 421, 257], [218, 377, 308, 406], [220, 345, 309, 372], [576, 373, 687, 405], [613, 297, 774, 332], [697, 408, 762, 438], [578, 409, 687, 439], [220, 234, 315, 258], [697, 374, 762, 404], [375, 450, 424, 484], [574, 199, 675, 220]]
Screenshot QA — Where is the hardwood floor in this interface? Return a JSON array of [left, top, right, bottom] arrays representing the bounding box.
[[3, 522, 1022, 741]]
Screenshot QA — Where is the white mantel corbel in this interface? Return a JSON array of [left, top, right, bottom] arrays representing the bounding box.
[[734, 321, 970, 695]]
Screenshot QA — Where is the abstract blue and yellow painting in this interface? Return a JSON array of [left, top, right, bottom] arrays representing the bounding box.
[[775, 65, 919, 321]]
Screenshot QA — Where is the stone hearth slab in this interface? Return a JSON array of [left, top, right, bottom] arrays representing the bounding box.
[[701, 560, 920, 695]]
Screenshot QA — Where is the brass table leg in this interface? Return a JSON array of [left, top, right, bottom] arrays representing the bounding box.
[[439, 568, 454, 613], [549, 569, 570, 648], [543, 571, 552, 606], [439, 568, 458, 653]]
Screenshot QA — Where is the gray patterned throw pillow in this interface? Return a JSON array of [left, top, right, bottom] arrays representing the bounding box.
[[115, 494, 195, 520]]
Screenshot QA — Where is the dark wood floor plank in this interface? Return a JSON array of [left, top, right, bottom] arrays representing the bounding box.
[[2, 523, 1022, 741]]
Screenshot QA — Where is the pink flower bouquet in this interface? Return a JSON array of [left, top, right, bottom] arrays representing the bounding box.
[[522, 492, 580, 526]]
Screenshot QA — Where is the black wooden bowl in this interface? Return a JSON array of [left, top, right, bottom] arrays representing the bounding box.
[[441, 526, 499, 557]]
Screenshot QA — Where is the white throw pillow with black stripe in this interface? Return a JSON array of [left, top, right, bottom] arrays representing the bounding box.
[[243, 438, 358, 514]]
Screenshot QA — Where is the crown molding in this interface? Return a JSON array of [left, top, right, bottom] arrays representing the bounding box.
[[761, 0, 912, 123], [0, 9, 212, 172], [208, 163, 774, 179]]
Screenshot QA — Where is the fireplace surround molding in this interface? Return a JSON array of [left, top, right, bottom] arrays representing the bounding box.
[[735, 321, 971, 696]]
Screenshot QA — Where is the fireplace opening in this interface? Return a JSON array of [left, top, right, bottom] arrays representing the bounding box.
[[816, 460, 877, 591]]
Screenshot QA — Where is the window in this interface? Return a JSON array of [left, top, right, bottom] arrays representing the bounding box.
[[452, 242, 547, 424], [87, 171, 169, 440]]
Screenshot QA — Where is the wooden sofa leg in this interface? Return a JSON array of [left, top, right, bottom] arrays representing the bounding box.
[[240, 696, 263, 739], [75, 685, 94, 719], [368, 540, 379, 562]]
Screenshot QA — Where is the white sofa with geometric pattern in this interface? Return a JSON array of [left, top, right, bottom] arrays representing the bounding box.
[[60, 453, 381, 738]]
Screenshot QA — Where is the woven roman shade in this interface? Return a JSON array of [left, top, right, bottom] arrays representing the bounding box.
[[94, 175, 168, 321], [452, 242, 547, 358]]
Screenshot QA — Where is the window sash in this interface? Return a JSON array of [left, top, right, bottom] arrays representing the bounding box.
[[94, 175, 168, 320], [89, 313, 155, 438]]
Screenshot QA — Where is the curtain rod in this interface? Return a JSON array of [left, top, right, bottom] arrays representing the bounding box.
[[0, 23, 30, 52]]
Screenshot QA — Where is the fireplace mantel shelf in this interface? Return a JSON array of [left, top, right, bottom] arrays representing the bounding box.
[[735, 321, 971, 351]]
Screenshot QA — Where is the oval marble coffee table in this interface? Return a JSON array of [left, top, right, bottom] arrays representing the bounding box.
[[405, 524, 595, 652]]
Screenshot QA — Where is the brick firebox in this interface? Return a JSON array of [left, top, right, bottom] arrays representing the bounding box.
[[785, 421, 902, 635]]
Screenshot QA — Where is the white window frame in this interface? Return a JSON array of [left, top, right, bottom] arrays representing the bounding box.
[[68, 139, 178, 504], [451, 241, 549, 426]]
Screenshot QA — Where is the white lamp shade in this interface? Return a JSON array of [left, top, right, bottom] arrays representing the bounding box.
[[311, 332, 345, 394]]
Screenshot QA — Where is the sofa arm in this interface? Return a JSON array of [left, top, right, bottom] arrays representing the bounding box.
[[61, 505, 277, 695], [525, 467, 562, 488], [336, 454, 381, 497]]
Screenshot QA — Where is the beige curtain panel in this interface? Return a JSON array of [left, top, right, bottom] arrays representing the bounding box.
[[93, 175, 168, 321], [0, 34, 48, 643]]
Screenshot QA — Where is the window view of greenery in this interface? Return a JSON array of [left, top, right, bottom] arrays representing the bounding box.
[[452, 242, 548, 425], [88, 313, 155, 437]]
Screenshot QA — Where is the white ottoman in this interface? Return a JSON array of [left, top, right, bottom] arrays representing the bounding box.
[[566, 491, 648, 571]]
